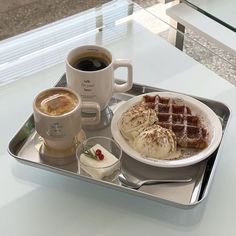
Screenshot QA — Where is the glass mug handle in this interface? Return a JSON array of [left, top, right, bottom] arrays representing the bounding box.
[[113, 59, 133, 93], [81, 102, 101, 125]]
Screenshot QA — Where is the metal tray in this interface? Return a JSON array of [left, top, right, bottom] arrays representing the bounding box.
[[8, 74, 231, 208]]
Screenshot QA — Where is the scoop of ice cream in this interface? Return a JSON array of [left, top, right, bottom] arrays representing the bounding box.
[[119, 104, 157, 141], [133, 124, 179, 159]]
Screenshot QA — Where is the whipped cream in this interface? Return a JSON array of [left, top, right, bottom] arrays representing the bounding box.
[[119, 104, 157, 141], [133, 125, 180, 159]]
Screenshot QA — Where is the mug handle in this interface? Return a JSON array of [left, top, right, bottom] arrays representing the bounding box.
[[81, 102, 101, 125], [113, 59, 133, 93]]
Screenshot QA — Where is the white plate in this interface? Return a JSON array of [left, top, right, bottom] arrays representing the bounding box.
[[111, 92, 222, 168]]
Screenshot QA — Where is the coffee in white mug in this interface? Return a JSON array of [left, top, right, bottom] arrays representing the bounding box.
[[66, 45, 133, 110], [72, 52, 110, 71]]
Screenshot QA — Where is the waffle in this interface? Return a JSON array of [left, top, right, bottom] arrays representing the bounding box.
[[142, 95, 208, 149]]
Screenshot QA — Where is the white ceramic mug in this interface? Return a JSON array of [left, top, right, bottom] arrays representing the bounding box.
[[66, 45, 133, 110], [33, 87, 100, 151]]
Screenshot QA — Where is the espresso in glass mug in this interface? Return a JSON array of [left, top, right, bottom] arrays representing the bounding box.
[[66, 45, 133, 110]]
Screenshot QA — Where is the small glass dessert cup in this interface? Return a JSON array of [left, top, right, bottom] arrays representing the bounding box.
[[76, 136, 122, 182]]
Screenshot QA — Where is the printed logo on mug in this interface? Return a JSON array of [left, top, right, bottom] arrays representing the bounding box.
[[66, 45, 133, 110]]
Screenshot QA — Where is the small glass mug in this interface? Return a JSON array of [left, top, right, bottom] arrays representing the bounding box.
[[33, 87, 100, 163], [76, 136, 122, 182]]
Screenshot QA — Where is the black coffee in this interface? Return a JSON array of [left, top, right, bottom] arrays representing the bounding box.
[[74, 56, 109, 71]]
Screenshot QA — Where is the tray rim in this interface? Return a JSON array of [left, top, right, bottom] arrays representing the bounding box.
[[7, 77, 232, 208]]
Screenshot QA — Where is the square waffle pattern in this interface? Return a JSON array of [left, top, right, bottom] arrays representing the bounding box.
[[143, 95, 208, 149]]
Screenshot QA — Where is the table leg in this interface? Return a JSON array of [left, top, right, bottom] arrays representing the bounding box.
[[175, 22, 185, 50]]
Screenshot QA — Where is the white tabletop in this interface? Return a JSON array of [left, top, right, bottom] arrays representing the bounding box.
[[1, 3, 236, 235]]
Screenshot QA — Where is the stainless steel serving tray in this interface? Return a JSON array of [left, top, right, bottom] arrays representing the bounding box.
[[8, 75, 231, 208]]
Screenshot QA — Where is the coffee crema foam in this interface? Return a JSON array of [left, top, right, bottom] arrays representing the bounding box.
[[36, 90, 78, 116]]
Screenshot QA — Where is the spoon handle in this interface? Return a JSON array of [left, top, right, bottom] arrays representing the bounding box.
[[142, 178, 192, 185]]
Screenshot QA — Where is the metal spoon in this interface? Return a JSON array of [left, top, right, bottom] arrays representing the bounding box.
[[118, 173, 192, 189]]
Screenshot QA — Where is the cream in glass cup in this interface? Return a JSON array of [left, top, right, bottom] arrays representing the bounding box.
[[76, 136, 122, 182]]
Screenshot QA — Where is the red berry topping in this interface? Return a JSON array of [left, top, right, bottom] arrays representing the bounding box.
[[95, 149, 102, 156], [99, 154, 104, 160]]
